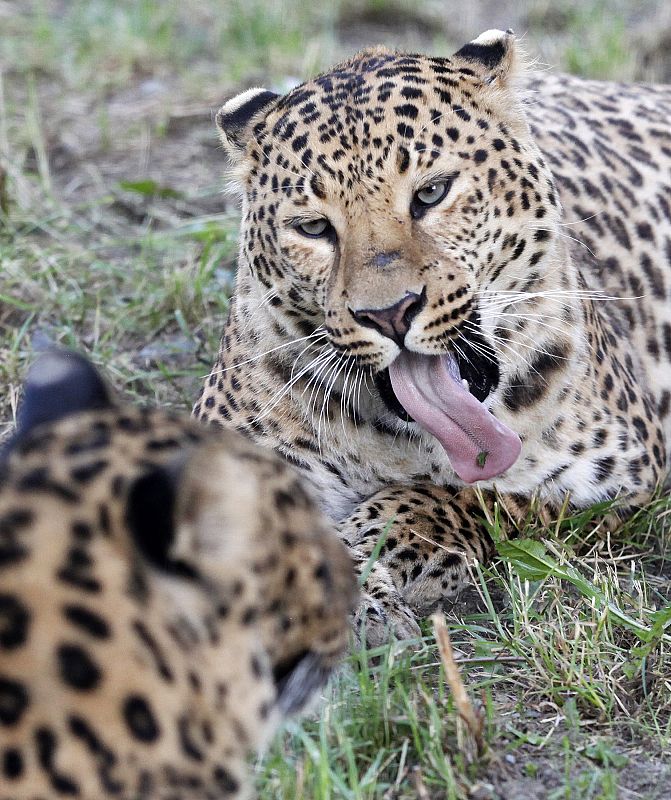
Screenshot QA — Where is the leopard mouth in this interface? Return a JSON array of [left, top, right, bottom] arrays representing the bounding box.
[[373, 327, 521, 483], [375, 329, 501, 420]]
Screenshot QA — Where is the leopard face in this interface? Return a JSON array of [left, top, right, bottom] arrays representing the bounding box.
[[219, 32, 565, 425], [198, 28, 668, 511], [0, 351, 357, 798]]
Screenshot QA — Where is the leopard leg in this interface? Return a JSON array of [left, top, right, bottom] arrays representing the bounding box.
[[340, 483, 532, 641]]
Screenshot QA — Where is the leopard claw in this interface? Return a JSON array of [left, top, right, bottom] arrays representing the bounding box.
[[352, 590, 421, 648]]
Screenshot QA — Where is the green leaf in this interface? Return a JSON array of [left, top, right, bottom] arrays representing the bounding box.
[[648, 603, 671, 635], [119, 179, 184, 199], [496, 538, 567, 582], [583, 742, 628, 768], [358, 518, 394, 587], [497, 538, 671, 644]]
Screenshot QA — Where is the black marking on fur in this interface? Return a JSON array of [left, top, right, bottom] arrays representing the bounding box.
[[17, 467, 79, 503], [454, 38, 508, 70], [123, 695, 160, 742], [0, 515, 29, 569], [217, 90, 279, 149], [35, 726, 80, 794], [68, 715, 123, 794], [178, 715, 205, 761], [133, 620, 175, 683], [63, 604, 110, 640], [503, 341, 569, 412], [0, 594, 30, 650], [57, 643, 102, 691], [213, 765, 241, 794], [2, 747, 23, 779], [0, 676, 29, 725], [126, 466, 199, 581]]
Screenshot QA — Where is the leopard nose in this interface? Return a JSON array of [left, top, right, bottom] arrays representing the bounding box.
[[351, 289, 426, 345]]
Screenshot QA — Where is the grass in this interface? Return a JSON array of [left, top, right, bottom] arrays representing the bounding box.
[[256, 500, 671, 799], [1, 1, 670, 797], [0, 187, 238, 434], [561, 1, 636, 80]]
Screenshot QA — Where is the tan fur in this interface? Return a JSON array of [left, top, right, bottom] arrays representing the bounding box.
[[195, 32, 669, 644], [0, 367, 357, 798]]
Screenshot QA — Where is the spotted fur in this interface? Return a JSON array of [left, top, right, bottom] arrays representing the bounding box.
[[195, 31, 669, 643], [0, 351, 356, 799]]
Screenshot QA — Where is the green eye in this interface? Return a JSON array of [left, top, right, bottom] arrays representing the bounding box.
[[414, 181, 449, 207], [296, 219, 331, 238]]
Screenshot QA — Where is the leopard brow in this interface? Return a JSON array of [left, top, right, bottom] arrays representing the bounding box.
[[413, 169, 460, 192], [283, 214, 329, 227]]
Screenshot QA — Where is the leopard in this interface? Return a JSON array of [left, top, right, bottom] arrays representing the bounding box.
[[0, 350, 357, 799], [194, 29, 670, 645]]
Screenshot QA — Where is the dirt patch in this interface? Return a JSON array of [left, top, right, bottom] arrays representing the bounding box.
[[16, 75, 228, 222]]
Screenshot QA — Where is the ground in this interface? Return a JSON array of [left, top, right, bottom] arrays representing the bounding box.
[[1, 1, 670, 798]]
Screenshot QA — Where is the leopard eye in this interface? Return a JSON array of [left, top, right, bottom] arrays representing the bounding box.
[[296, 219, 331, 238], [414, 180, 449, 207]]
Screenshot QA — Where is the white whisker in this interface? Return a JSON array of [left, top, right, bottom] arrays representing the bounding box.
[[204, 328, 327, 377], [317, 353, 348, 449], [253, 345, 333, 422]]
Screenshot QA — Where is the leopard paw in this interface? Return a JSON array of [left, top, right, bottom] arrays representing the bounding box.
[[348, 546, 421, 647]]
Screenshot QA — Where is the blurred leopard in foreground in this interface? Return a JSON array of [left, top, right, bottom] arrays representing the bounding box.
[[0, 350, 357, 799], [195, 30, 669, 644]]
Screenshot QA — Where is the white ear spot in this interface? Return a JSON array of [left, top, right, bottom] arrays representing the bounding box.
[[219, 87, 272, 119], [472, 29, 508, 47], [28, 351, 73, 386]]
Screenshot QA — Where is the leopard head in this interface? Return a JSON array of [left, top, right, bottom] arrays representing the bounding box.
[[217, 31, 572, 482]]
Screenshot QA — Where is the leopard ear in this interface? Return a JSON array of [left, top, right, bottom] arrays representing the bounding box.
[[127, 443, 257, 578], [452, 29, 520, 87], [215, 87, 279, 160], [16, 349, 112, 437]]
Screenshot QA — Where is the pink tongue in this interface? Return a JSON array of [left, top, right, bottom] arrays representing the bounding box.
[[388, 351, 521, 483]]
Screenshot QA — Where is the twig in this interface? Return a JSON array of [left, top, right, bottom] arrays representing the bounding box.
[[432, 612, 486, 759], [410, 765, 430, 799], [410, 655, 525, 671]]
